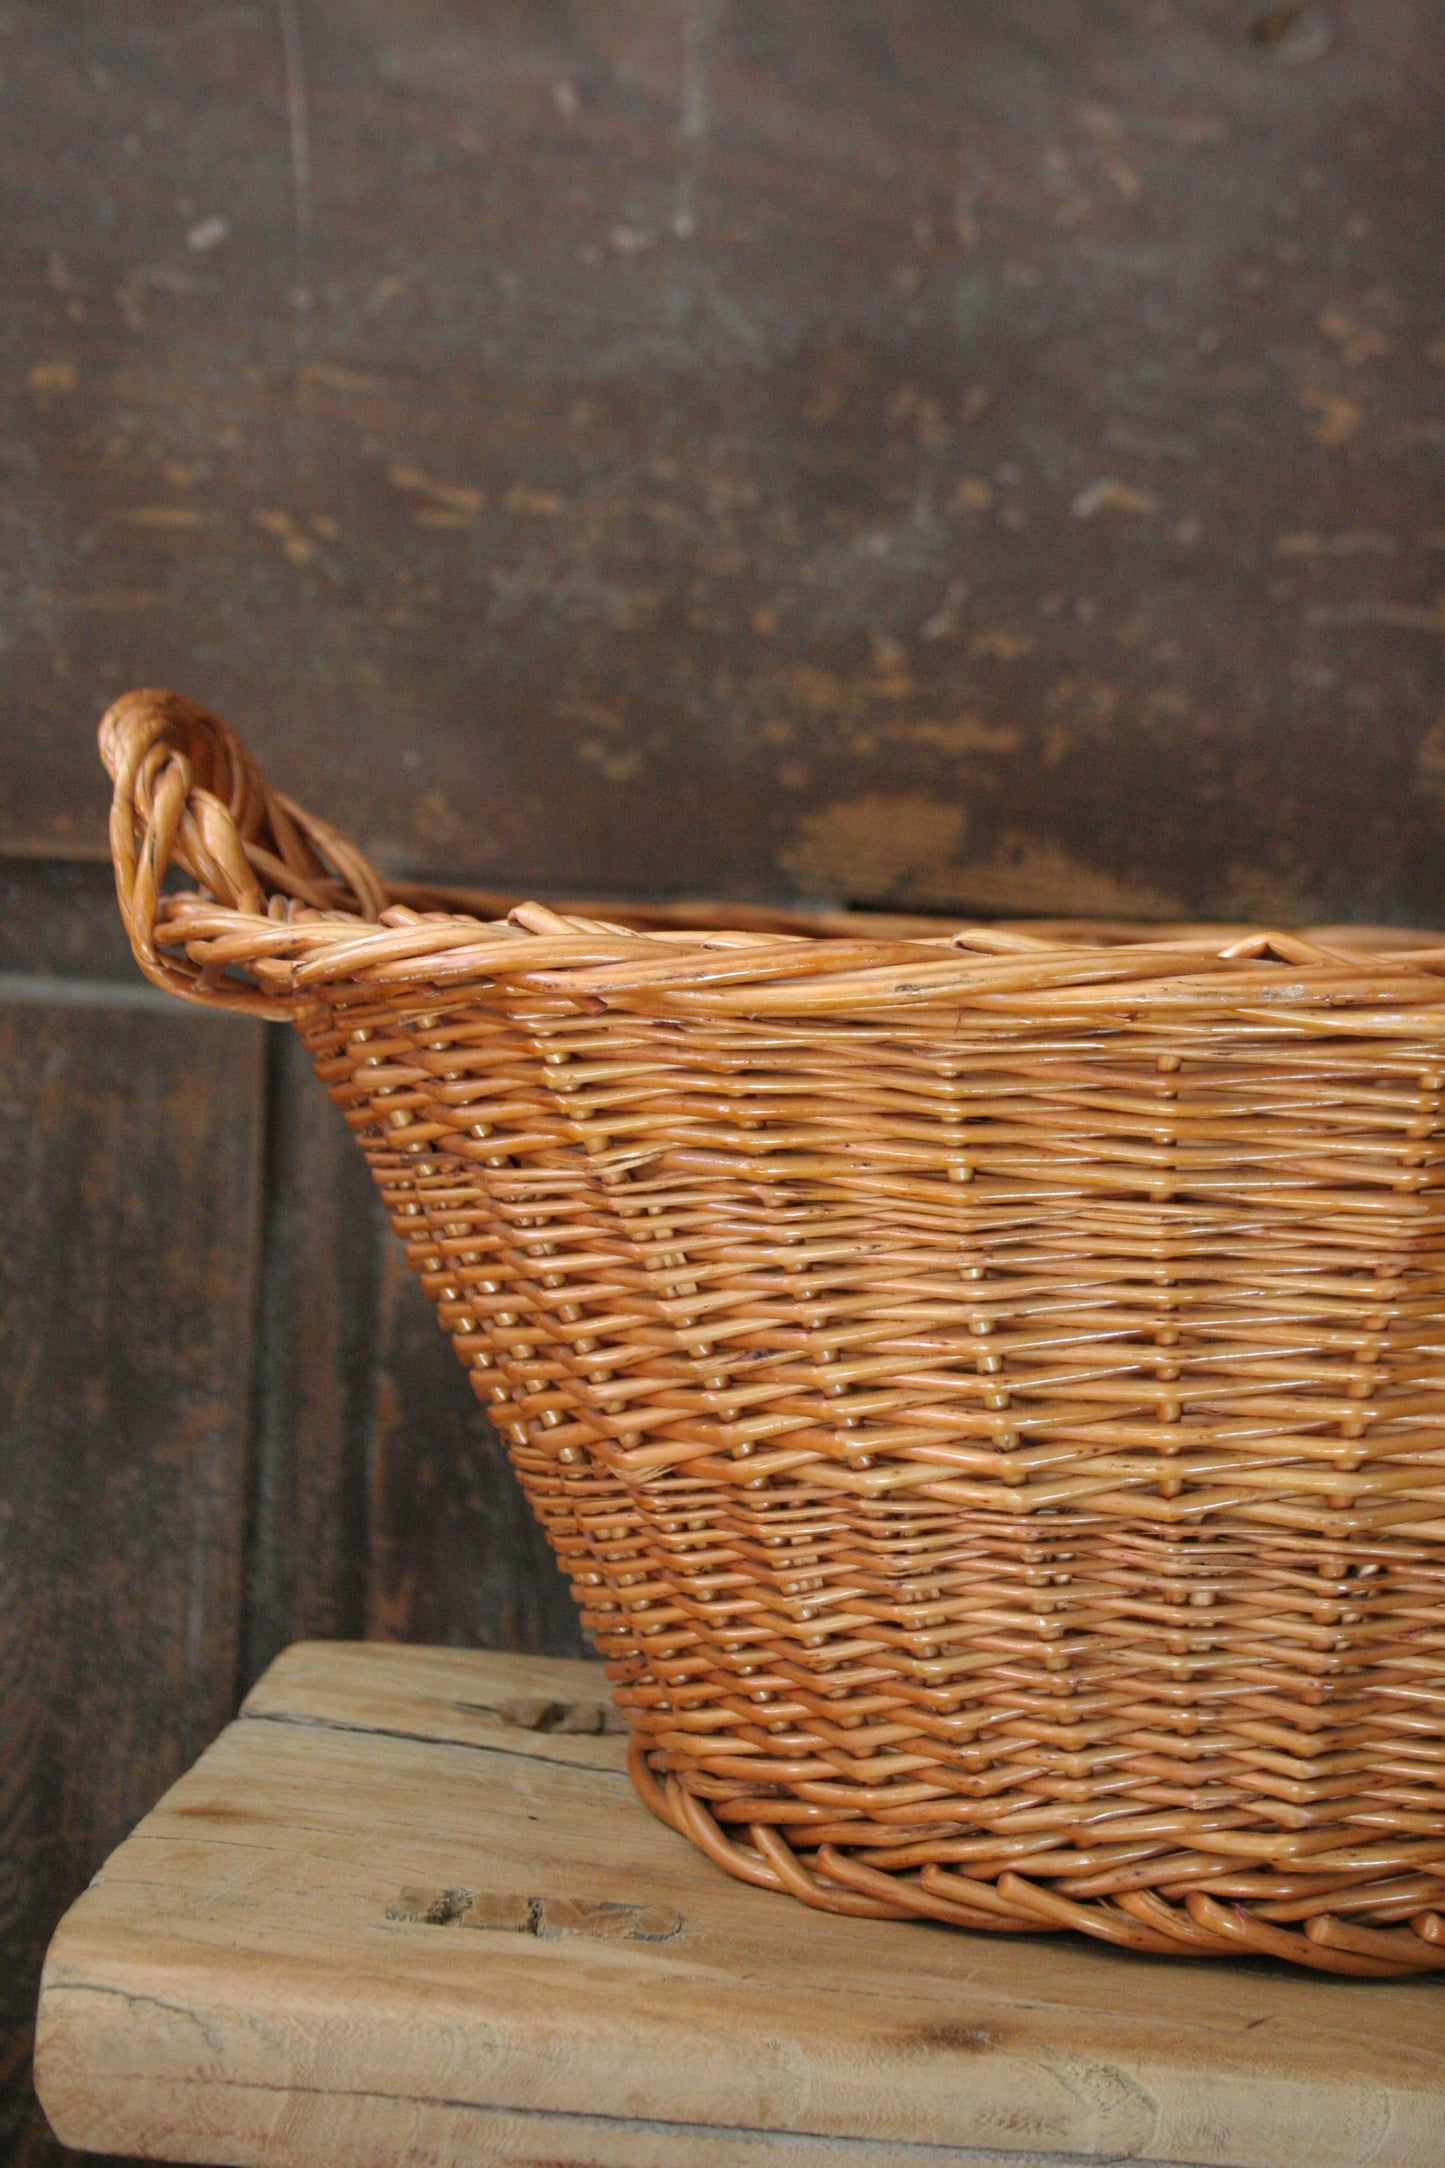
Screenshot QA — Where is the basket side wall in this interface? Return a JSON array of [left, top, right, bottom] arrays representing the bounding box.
[[295, 990, 1445, 1967]]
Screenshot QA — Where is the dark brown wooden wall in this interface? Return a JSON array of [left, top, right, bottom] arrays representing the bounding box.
[[2, 0, 1443, 918], [2, 2, 1442, 2160], [0, 865, 588, 2166]]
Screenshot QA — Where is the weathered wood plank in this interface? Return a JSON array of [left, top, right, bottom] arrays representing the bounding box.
[[32, 2075, 1165, 2168], [35, 1642, 1445, 2168], [0, 857, 595, 2157], [242, 1638, 629, 1771], [0, 998, 265, 2162], [0, 860, 148, 984], [242, 1027, 379, 1684], [2, 3, 1443, 920]]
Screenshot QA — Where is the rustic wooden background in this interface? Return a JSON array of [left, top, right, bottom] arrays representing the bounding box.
[[2, 1, 1442, 2159]]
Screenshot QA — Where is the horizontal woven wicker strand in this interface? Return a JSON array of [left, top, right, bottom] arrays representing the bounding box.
[[101, 689, 1445, 1974]]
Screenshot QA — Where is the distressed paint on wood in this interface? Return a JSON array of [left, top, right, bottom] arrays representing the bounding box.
[[0, 2, 1442, 920]]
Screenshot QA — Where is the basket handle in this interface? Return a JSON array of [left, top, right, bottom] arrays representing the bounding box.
[[99, 686, 389, 1011]]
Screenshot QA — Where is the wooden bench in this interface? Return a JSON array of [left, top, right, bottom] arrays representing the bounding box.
[[36, 1642, 1445, 2167]]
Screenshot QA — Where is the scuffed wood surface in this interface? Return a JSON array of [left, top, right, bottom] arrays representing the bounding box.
[[36, 1642, 1445, 2168], [241, 1638, 630, 1771], [2, 3, 1443, 920]]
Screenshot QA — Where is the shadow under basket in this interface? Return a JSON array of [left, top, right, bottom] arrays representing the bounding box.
[[101, 688, 1445, 1976]]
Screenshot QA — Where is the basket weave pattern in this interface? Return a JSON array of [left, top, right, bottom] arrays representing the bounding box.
[[102, 691, 1445, 1973]]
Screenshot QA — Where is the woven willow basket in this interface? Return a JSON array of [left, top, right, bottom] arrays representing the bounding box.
[[101, 689, 1445, 1975]]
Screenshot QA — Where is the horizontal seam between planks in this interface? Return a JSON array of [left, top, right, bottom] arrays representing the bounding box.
[[0, 971, 182, 1012], [235, 1705, 634, 1773]]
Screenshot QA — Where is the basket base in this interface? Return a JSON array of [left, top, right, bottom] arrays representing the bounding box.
[[627, 1745, 1445, 1976]]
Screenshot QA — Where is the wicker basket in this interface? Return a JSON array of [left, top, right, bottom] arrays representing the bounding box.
[[101, 689, 1445, 1975]]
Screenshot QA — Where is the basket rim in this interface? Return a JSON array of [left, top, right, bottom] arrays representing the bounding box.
[[96, 689, 1445, 1029], [155, 887, 1445, 1029]]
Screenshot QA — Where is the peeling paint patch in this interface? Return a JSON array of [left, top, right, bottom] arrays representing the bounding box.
[[782, 795, 967, 901], [1413, 715, 1445, 801], [1300, 388, 1363, 446], [302, 361, 385, 394], [28, 359, 76, 394], [1216, 865, 1317, 921], [387, 464, 485, 522], [953, 833, 1182, 917], [969, 629, 1036, 661], [1072, 478, 1158, 518], [892, 717, 1019, 756], [1274, 531, 1395, 558]]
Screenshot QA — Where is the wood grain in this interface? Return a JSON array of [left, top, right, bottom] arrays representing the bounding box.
[[3, 3, 1443, 922], [242, 1026, 380, 1682], [0, 861, 153, 985], [36, 1642, 1445, 2168], [0, 858, 600, 2159], [0, 997, 264, 2162], [241, 1638, 630, 1771]]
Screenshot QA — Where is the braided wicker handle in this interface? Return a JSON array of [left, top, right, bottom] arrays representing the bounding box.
[[99, 687, 389, 1012]]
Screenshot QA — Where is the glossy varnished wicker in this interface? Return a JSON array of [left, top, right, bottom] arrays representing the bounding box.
[[101, 690, 1445, 1975]]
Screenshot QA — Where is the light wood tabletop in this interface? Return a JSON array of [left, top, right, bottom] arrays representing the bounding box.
[[35, 1641, 1445, 2168]]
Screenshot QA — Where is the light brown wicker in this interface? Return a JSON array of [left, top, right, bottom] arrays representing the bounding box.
[[101, 688, 1445, 1975]]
